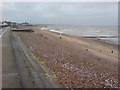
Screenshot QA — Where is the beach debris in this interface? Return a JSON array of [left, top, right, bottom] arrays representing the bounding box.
[[111, 50, 113, 53], [39, 34, 43, 37], [26, 68, 33, 71], [86, 49, 88, 51], [32, 81, 35, 84], [97, 58, 101, 60], [100, 50, 101, 52], [44, 73, 49, 77], [24, 59, 27, 61], [44, 37, 48, 39]]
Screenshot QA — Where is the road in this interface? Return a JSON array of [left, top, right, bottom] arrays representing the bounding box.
[[1, 27, 60, 88]]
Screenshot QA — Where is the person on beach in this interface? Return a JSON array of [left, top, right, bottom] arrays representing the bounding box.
[[60, 33, 62, 39]]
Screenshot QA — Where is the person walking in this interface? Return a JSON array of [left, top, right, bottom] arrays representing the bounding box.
[[60, 33, 62, 39]]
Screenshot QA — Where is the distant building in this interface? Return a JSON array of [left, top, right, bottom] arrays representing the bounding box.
[[6, 22, 12, 26], [11, 22, 17, 27], [0, 21, 18, 27], [0, 21, 8, 27], [21, 22, 31, 26]]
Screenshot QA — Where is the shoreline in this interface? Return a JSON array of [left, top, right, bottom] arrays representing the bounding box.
[[48, 29, 118, 46], [47, 29, 118, 50]]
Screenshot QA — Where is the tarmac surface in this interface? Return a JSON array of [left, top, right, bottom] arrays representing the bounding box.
[[2, 27, 21, 88]]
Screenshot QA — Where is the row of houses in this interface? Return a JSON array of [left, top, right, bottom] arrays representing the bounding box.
[[0, 21, 32, 27]]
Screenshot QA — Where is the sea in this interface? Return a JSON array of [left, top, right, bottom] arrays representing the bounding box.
[[41, 25, 118, 45]]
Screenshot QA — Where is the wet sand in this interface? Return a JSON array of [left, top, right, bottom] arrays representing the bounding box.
[[16, 26, 119, 88]]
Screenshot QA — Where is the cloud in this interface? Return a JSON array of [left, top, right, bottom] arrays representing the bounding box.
[[2, 2, 118, 25]]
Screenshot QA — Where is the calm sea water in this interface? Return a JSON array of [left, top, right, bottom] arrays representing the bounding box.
[[43, 25, 118, 45]]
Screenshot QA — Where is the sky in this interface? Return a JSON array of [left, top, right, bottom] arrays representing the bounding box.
[[2, 2, 118, 25]]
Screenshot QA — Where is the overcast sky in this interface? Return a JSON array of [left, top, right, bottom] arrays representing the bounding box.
[[2, 2, 118, 25]]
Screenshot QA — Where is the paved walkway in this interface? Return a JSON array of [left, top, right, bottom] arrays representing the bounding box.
[[2, 27, 21, 88]]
